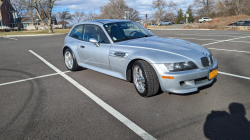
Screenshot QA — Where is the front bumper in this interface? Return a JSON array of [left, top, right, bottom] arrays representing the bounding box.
[[152, 59, 218, 94]]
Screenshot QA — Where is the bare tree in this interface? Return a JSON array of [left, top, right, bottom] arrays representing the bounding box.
[[166, 1, 178, 12], [70, 10, 85, 24], [163, 12, 176, 22], [152, 0, 177, 23], [11, 0, 27, 17], [127, 8, 140, 21], [214, 0, 250, 17], [85, 11, 99, 21], [58, 9, 71, 28], [100, 0, 128, 19], [31, 0, 59, 33], [152, 0, 167, 23], [194, 0, 215, 16], [11, 0, 37, 26], [25, 0, 37, 26]]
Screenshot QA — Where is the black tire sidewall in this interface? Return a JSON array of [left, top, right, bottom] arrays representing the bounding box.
[[132, 61, 149, 97]]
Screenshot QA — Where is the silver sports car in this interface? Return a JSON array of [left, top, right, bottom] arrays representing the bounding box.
[[63, 19, 218, 97]]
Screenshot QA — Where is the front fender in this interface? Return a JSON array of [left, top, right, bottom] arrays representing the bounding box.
[[62, 43, 81, 64]]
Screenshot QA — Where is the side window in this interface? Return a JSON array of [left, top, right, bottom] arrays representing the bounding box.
[[83, 24, 110, 44], [70, 25, 83, 40]]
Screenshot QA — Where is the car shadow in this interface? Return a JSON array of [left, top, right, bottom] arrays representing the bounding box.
[[203, 103, 250, 140], [73, 67, 87, 72]]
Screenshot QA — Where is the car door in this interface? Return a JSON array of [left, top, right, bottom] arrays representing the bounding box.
[[77, 24, 111, 70]]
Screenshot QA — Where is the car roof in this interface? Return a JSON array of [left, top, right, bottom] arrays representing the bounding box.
[[80, 19, 131, 24]]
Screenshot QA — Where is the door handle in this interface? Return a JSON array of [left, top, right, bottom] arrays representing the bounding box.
[[80, 46, 85, 48]]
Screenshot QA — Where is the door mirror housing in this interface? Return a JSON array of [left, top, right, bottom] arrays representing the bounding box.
[[89, 38, 100, 47]]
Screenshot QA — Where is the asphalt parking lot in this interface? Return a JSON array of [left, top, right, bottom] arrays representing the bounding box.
[[0, 30, 250, 140]]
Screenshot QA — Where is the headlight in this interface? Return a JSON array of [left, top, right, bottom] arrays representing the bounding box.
[[164, 61, 198, 72]]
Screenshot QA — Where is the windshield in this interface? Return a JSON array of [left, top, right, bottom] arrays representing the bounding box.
[[103, 22, 154, 43]]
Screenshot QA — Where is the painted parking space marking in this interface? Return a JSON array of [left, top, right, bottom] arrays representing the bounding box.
[[229, 41, 250, 43], [168, 37, 250, 44], [167, 37, 218, 41], [175, 34, 240, 37], [218, 71, 250, 80], [8, 38, 18, 40], [202, 36, 250, 46], [2, 37, 18, 40], [29, 50, 156, 140], [208, 48, 250, 54], [0, 71, 70, 87]]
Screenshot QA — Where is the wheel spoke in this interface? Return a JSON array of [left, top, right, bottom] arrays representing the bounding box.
[[65, 51, 73, 69], [133, 65, 146, 93], [139, 69, 143, 77]]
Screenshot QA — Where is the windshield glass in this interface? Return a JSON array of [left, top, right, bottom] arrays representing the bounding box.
[[103, 22, 154, 43]]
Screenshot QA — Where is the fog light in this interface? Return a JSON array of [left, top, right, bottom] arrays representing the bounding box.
[[180, 80, 195, 86]]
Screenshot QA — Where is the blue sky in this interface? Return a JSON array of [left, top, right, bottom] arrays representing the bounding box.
[[55, 0, 193, 18]]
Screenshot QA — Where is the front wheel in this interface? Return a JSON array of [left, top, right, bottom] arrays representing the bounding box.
[[132, 60, 160, 97], [64, 48, 80, 71]]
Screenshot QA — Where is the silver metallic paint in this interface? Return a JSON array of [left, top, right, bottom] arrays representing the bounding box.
[[63, 20, 218, 94]]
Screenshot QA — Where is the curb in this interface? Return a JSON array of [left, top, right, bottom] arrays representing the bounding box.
[[0, 33, 68, 37]]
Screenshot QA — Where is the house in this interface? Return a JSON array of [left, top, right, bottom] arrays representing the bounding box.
[[10, 16, 58, 29], [0, 0, 57, 29], [0, 0, 15, 27]]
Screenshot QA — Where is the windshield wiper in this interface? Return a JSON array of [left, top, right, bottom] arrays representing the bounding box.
[[116, 37, 136, 41], [136, 35, 153, 38]]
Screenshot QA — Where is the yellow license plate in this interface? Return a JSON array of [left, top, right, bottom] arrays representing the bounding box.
[[209, 69, 218, 80]]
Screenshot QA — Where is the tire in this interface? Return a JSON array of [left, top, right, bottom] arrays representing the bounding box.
[[64, 48, 81, 71], [203, 20, 206, 23], [132, 60, 160, 97]]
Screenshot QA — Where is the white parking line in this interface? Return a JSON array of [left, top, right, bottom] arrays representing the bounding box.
[[175, 34, 240, 37], [29, 50, 156, 140], [229, 41, 250, 43], [208, 48, 250, 54], [168, 37, 250, 43], [218, 71, 250, 80], [167, 37, 217, 41], [3, 37, 18, 40], [0, 71, 70, 86], [203, 36, 250, 46], [8, 38, 18, 40]]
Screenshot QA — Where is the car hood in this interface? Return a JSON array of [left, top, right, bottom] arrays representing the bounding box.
[[115, 36, 210, 61]]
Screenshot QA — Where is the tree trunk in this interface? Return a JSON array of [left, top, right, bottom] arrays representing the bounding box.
[[48, 25, 53, 34]]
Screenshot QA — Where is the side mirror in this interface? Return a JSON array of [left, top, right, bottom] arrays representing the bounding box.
[[89, 38, 100, 47]]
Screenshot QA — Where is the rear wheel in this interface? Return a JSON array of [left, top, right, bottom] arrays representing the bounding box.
[[64, 48, 80, 71], [132, 60, 160, 97]]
